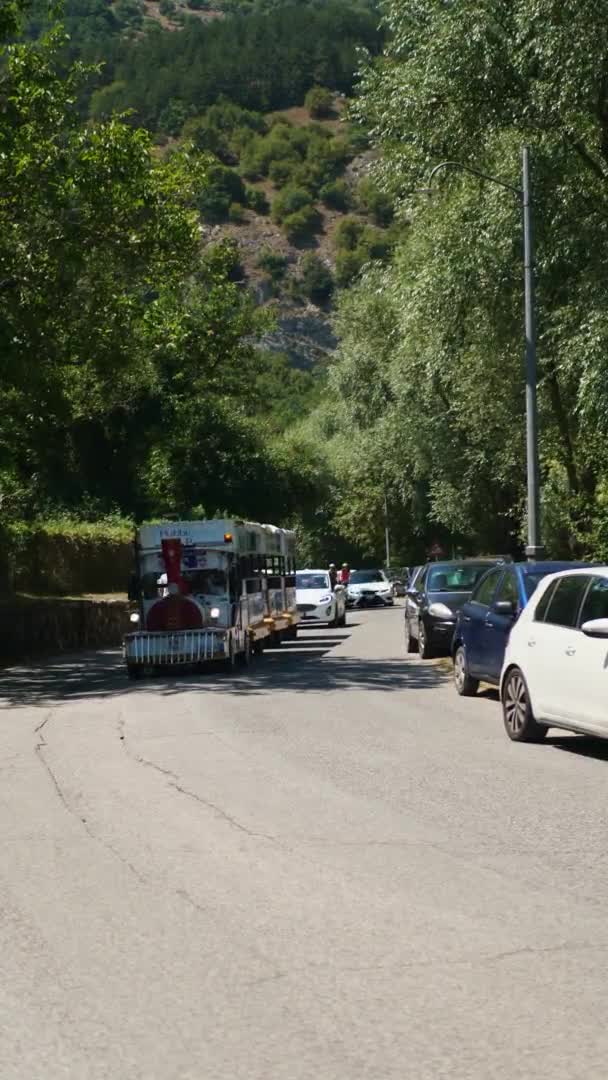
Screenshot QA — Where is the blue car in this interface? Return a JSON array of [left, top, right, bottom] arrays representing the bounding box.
[[451, 561, 591, 696]]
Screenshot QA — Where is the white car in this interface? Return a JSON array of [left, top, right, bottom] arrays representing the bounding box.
[[500, 567, 608, 742], [346, 569, 394, 607], [296, 570, 347, 627]]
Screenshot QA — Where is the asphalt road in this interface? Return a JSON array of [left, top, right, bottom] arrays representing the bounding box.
[[3, 605, 608, 1080]]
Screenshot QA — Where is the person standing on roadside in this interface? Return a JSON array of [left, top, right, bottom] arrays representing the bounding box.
[[339, 563, 350, 586], [328, 563, 338, 589]]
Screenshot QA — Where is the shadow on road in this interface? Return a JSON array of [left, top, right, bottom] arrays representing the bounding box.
[[0, 629, 448, 708], [547, 734, 608, 762]]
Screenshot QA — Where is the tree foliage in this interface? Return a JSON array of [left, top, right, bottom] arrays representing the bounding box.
[[0, 21, 319, 530], [324, 0, 608, 560]]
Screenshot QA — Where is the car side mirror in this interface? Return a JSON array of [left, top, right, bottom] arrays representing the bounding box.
[[495, 599, 516, 617], [581, 618, 608, 639], [128, 573, 140, 602]]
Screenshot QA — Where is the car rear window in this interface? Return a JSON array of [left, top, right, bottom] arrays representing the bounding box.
[[428, 563, 494, 592], [297, 574, 329, 590], [579, 577, 608, 623], [543, 576, 592, 628]]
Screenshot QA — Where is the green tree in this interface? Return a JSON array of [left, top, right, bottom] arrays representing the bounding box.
[[305, 85, 334, 119], [299, 253, 334, 305], [283, 206, 321, 244], [320, 179, 351, 211], [0, 25, 288, 525], [334, 0, 608, 556], [271, 185, 313, 224], [356, 177, 394, 226]]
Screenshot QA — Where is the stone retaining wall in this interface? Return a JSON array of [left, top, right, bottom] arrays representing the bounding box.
[[0, 598, 130, 662]]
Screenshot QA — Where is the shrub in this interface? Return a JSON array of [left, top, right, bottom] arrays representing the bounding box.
[[305, 85, 334, 119], [356, 178, 394, 227], [257, 248, 288, 281], [158, 98, 190, 136], [363, 226, 394, 260], [114, 0, 144, 25], [158, 0, 176, 14], [197, 164, 247, 222], [228, 202, 246, 224], [283, 206, 322, 245], [334, 215, 365, 252], [245, 187, 270, 214], [271, 185, 313, 225], [299, 253, 334, 305], [320, 179, 351, 211], [181, 116, 224, 156], [268, 157, 299, 187], [335, 248, 365, 287]]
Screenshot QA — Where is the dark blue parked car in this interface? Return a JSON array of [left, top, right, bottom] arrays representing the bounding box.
[[451, 561, 591, 696]]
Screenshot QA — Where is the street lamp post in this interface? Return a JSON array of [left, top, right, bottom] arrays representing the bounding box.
[[426, 147, 543, 560], [383, 492, 391, 568]]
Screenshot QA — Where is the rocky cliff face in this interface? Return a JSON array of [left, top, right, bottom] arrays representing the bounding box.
[[260, 303, 337, 369]]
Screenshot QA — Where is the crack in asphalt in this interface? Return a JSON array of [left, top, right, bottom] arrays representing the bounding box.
[[169, 777, 276, 841], [125, 742, 276, 841], [35, 712, 147, 885]]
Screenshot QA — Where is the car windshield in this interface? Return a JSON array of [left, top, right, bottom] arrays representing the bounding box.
[[428, 563, 493, 592], [350, 570, 384, 584], [183, 569, 227, 596], [297, 573, 329, 590]]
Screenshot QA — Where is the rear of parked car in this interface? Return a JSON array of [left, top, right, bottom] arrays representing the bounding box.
[[451, 561, 591, 696], [404, 559, 501, 659], [500, 567, 608, 742]]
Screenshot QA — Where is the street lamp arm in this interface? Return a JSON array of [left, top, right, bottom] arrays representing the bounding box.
[[427, 160, 522, 197]]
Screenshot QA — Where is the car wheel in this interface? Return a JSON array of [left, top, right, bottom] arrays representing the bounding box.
[[339, 608, 347, 627], [404, 619, 416, 653], [418, 621, 436, 660], [453, 645, 479, 697], [502, 667, 548, 742]]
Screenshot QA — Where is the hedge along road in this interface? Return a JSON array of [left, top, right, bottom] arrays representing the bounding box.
[[2, 607, 608, 1080]]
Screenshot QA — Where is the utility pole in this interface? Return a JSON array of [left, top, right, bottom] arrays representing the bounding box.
[[522, 147, 542, 559], [384, 493, 391, 568], [425, 149, 544, 560]]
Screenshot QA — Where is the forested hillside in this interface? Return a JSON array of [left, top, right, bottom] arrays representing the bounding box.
[[5, 0, 608, 571], [26, 0, 382, 133], [1, 0, 387, 573]]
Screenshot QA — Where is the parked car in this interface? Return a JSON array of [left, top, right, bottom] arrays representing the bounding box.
[[346, 569, 394, 607], [296, 569, 347, 627], [500, 567, 608, 742], [404, 559, 502, 659], [451, 560, 591, 696]]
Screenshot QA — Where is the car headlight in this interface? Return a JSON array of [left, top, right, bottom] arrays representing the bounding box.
[[318, 595, 332, 605], [428, 602, 454, 619]]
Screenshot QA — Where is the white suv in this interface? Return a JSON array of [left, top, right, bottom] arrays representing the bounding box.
[[500, 567, 608, 742], [295, 570, 347, 627]]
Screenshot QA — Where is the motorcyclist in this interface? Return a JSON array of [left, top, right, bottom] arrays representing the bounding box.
[[328, 563, 338, 589], [339, 563, 350, 586]]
